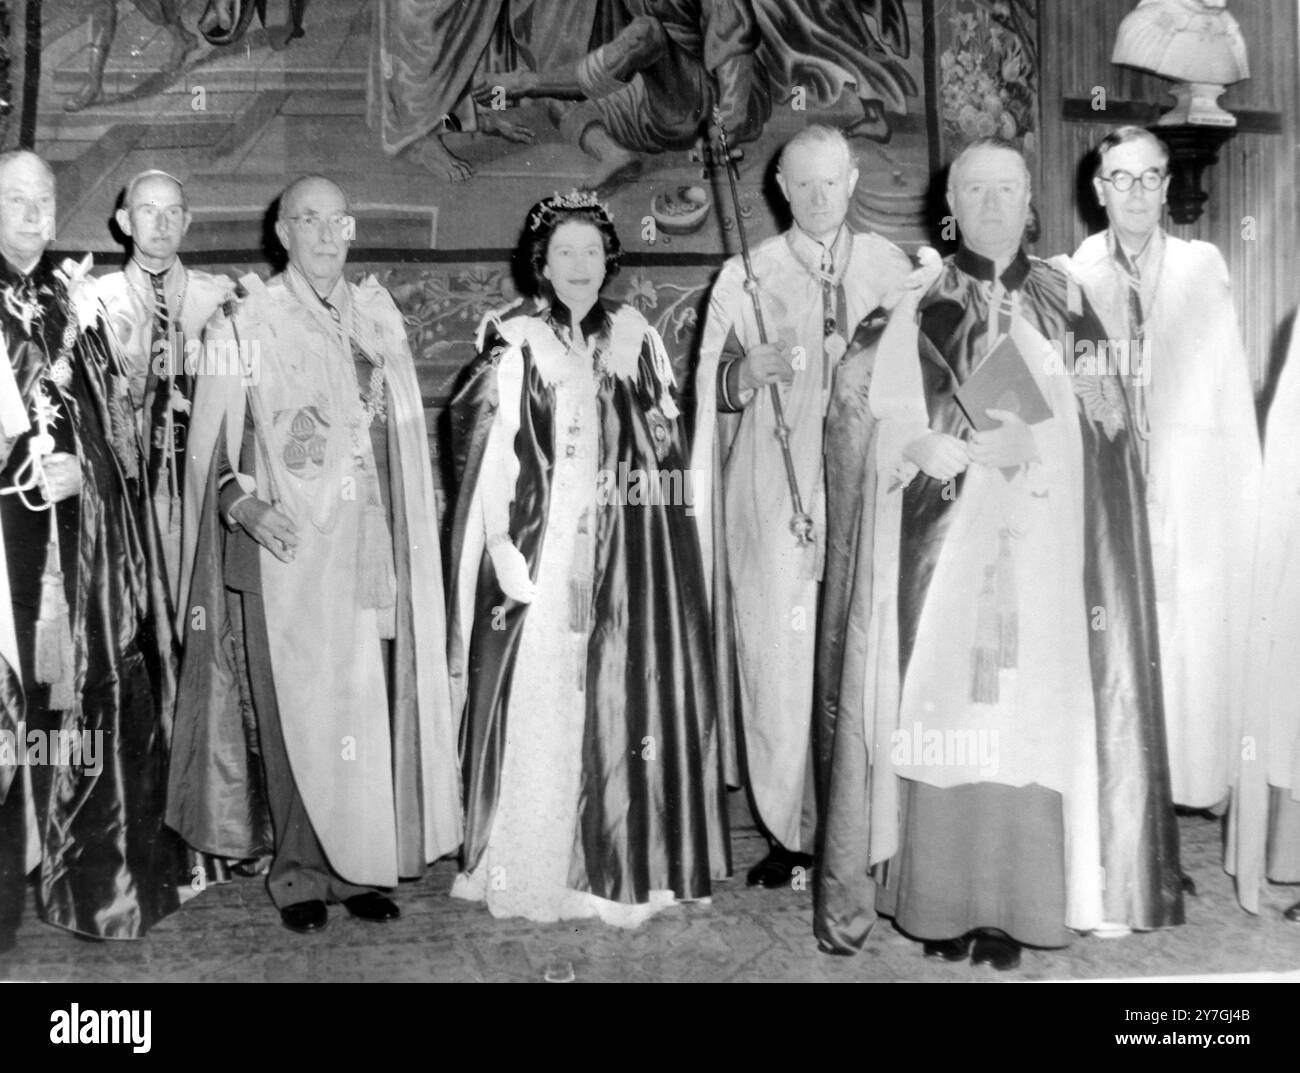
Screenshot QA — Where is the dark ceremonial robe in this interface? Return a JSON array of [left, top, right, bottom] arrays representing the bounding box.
[[163, 399, 274, 865], [448, 299, 729, 904], [811, 306, 895, 954], [0, 254, 178, 939], [815, 247, 1183, 953]]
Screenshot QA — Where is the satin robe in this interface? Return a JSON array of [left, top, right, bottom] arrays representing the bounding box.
[[1070, 230, 1260, 809], [0, 254, 179, 940], [814, 247, 1184, 952], [448, 299, 729, 909]]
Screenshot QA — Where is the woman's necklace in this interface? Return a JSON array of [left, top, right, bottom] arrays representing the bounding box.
[[555, 307, 607, 382], [554, 313, 601, 458]]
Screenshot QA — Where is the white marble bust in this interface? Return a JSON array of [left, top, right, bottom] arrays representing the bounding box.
[[1113, 0, 1250, 125]]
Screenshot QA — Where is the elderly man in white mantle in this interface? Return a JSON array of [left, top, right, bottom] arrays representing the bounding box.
[[693, 124, 911, 889], [168, 175, 461, 933]]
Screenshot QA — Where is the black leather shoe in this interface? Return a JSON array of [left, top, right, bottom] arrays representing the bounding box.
[[746, 847, 814, 889], [970, 929, 1021, 971], [1284, 900, 1300, 924], [923, 934, 973, 962], [1180, 872, 1198, 896], [280, 900, 328, 934], [343, 892, 400, 922]]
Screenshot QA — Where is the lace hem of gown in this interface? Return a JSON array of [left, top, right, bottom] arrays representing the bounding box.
[[450, 867, 678, 929]]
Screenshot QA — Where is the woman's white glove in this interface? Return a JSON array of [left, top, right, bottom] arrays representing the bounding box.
[[489, 539, 538, 603]]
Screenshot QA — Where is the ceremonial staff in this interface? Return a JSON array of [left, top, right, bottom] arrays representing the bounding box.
[[710, 109, 813, 545]]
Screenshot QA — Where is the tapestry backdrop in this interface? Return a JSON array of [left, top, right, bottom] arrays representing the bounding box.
[[3, 0, 1040, 467]]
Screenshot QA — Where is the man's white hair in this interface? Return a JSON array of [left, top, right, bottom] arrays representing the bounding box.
[[0, 149, 55, 187], [777, 124, 856, 177]]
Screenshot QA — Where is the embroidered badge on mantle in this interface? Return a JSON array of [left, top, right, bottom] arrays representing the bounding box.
[[279, 406, 330, 478], [645, 407, 672, 463], [1072, 374, 1126, 441]]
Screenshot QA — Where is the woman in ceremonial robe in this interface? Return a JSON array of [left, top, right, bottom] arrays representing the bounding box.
[[447, 192, 728, 925]]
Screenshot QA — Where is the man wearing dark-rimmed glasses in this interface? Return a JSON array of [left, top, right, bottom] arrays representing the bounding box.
[[1070, 126, 1260, 831]]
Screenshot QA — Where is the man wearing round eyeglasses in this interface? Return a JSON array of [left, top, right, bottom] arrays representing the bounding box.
[[170, 175, 461, 935], [1071, 126, 1260, 819], [95, 171, 235, 609]]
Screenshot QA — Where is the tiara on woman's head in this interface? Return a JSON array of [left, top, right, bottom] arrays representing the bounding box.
[[528, 188, 614, 231]]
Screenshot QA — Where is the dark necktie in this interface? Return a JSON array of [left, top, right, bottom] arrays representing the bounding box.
[[1114, 242, 1151, 470], [146, 269, 189, 500], [148, 269, 170, 351], [1114, 244, 1145, 340]]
